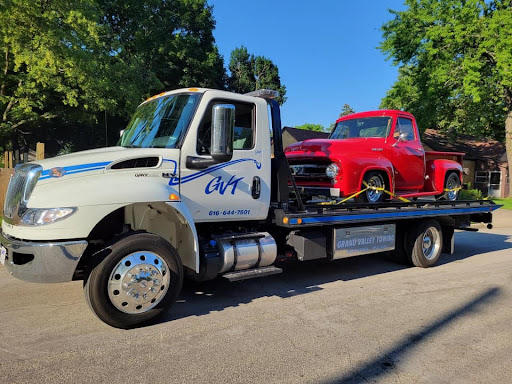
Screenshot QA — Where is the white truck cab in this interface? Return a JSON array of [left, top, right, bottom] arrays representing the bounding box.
[[1, 88, 279, 327]]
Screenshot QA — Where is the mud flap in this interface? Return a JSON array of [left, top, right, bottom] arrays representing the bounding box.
[[442, 226, 455, 254]]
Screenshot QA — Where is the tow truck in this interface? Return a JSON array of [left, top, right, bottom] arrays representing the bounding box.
[[0, 88, 499, 328]]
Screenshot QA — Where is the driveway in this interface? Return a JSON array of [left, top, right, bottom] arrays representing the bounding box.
[[1, 210, 511, 383]]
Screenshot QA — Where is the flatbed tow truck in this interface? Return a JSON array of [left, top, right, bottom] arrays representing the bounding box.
[[0, 88, 499, 328]]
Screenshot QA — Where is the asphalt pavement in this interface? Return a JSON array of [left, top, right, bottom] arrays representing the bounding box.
[[1, 209, 511, 383]]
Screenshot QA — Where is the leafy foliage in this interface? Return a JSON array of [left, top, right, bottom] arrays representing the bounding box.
[[0, 0, 131, 153], [295, 123, 327, 132], [380, 0, 512, 195], [228, 46, 287, 105], [0, 2, 287, 157], [459, 183, 485, 200]]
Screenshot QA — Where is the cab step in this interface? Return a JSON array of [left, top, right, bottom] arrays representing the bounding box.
[[222, 266, 283, 282]]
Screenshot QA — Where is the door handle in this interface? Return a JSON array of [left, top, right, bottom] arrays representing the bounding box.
[[252, 176, 261, 199]]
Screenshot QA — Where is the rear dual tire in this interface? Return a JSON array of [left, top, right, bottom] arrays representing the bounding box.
[[406, 220, 443, 268]]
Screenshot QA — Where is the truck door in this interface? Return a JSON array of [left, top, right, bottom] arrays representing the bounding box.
[[178, 95, 269, 222], [391, 117, 425, 190]]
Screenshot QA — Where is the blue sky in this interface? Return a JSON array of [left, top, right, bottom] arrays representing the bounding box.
[[210, 1, 405, 130]]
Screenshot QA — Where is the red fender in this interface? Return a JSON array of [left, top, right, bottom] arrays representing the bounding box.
[[425, 159, 463, 193]]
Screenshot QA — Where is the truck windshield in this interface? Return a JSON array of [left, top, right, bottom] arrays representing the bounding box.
[[330, 117, 392, 139], [119, 93, 200, 148]]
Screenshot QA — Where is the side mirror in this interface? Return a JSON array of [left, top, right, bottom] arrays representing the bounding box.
[[211, 104, 234, 163], [392, 132, 408, 147]]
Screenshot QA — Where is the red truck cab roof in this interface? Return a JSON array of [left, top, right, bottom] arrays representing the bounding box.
[[336, 109, 415, 125]]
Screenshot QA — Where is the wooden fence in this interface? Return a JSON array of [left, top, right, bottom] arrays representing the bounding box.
[[0, 168, 13, 214]]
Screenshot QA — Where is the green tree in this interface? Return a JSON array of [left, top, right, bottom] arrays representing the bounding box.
[[339, 104, 355, 117], [380, 0, 512, 195], [228, 45, 287, 105], [99, 0, 225, 93], [295, 123, 326, 132], [0, 0, 143, 156]]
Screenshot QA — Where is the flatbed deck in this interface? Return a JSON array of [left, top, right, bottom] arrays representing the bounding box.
[[274, 200, 499, 228]]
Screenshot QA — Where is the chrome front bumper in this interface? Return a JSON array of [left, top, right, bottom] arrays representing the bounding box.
[[0, 231, 87, 283]]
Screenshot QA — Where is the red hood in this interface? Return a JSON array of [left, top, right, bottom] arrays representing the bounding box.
[[285, 138, 387, 159]]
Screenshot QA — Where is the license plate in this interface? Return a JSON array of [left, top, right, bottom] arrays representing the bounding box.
[[0, 245, 6, 265]]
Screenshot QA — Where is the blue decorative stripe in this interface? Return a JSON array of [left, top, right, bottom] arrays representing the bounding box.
[[169, 158, 261, 186], [162, 159, 178, 174], [39, 161, 111, 180], [289, 206, 498, 225]]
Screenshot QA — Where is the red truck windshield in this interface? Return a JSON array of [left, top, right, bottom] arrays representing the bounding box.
[[330, 117, 392, 139]]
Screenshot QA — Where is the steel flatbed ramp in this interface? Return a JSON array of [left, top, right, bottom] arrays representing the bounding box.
[[274, 200, 500, 228]]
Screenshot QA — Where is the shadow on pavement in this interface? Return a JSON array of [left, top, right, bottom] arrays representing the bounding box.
[[438, 231, 512, 266], [322, 287, 501, 384], [156, 231, 510, 324]]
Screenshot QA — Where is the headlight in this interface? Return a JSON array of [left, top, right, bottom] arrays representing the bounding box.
[[325, 163, 340, 179], [21, 208, 76, 226]]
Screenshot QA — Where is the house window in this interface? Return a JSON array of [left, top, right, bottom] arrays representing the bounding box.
[[475, 171, 488, 184]]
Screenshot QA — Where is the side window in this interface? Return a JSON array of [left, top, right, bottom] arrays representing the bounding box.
[[396, 118, 416, 141], [197, 101, 255, 154]]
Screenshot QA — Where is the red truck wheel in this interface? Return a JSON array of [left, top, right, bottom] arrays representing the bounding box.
[[437, 172, 460, 201], [356, 172, 386, 203]]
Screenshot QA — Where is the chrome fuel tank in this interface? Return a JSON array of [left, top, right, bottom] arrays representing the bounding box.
[[218, 232, 277, 273]]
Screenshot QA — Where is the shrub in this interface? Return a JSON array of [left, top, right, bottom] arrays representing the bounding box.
[[459, 183, 485, 200]]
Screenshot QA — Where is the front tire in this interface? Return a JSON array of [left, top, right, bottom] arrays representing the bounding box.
[[84, 232, 183, 329], [356, 171, 386, 203]]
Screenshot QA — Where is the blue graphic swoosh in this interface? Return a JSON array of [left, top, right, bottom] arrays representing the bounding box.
[[169, 158, 261, 186], [40, 161, 112, 180]]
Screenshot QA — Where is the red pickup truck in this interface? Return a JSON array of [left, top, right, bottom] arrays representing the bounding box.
[[285, 110, 463, 203]]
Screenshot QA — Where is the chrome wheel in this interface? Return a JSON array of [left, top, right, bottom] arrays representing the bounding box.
[[366, 174, 385, 203], [108, 251, 170, 314], [422, 227, 441, 261], [445, 173, 460, 201]]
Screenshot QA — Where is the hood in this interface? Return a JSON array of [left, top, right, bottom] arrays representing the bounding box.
[[285, 138, 387, 159], [34, 146, 179, 184]]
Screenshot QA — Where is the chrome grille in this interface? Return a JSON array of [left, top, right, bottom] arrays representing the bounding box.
[[4, 163, 42, 221], [290, 164, 329, 178]]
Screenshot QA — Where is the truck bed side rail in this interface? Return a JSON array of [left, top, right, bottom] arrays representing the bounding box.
[[273, 200, 500, 228]]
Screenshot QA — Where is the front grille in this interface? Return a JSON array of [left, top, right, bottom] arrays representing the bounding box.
[[110, 157, 160, 169], [290, 164, 329, 179], [4, 164, 42, 220]]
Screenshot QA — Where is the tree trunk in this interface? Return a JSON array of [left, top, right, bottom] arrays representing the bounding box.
[[506, 110, 512, 197]]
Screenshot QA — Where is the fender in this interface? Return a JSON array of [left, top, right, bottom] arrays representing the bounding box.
[[86, 201, 200, 273], [334, 154, 395, 195], [121, 201, 199, 273], [357, 164, 395, 194], [425, 159, 463, 193]]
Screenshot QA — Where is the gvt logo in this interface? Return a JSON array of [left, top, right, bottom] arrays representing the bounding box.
[[205, 175, 244, 195]]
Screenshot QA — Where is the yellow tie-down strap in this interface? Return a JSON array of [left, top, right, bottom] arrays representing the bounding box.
[[434, 186, 462, 201], [319, 181, 410, 205]]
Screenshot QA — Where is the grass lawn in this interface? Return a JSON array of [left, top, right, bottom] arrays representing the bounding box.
[[492, 198, 512, 210]]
